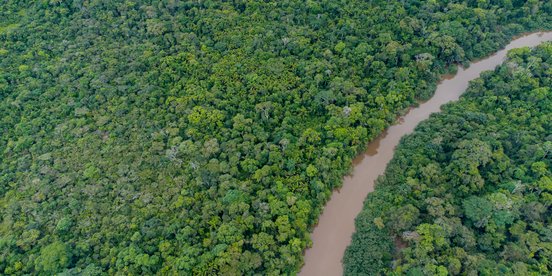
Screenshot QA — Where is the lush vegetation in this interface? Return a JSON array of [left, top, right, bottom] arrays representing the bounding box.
[[1, 1, 551, 275], [344, 43, 552, 275]]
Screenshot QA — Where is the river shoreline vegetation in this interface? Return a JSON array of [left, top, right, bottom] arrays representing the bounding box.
[[344, 43, 552, 275], [1, 1, 551, 275]]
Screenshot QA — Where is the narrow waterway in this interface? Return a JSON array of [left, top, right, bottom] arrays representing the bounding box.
[[300, 32, 552, 276]]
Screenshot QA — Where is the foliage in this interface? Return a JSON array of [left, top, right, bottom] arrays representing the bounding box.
[[344, 43, 552, 275], [1, 0, 551, 274]]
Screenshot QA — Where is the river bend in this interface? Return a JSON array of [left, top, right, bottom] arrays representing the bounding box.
[[300, 31, 552, 276]]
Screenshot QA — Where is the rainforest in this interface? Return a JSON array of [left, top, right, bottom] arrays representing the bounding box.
[[344, 43, 552, 275], [0, 0, 551, 275]]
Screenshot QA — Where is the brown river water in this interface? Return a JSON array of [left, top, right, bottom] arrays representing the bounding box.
[[300, 31, 552, 276]]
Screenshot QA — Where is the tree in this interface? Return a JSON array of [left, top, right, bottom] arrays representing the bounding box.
[[34, 241, 71, 274]]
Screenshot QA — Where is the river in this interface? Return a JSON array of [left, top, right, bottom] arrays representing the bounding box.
[[299, 31, 552, 276]]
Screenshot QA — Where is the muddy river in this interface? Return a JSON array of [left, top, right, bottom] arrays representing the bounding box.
[[300, 31, 552, 276]]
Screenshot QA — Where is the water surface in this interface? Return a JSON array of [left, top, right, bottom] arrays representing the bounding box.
[[300, 31, 552, 276]]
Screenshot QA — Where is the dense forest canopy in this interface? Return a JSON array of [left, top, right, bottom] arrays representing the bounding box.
[[344, 43, 552, 275], [1, 0, 551, 274]]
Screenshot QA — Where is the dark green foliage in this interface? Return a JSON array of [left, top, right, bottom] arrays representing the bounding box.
[[0, 0, 551, 274], [344, 43, 552, 275]]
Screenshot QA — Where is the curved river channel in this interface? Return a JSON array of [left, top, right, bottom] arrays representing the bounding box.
[[300, 32, 552, 276]]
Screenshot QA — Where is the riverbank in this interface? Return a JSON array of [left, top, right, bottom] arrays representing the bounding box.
[[300, 31, 552, 276]]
